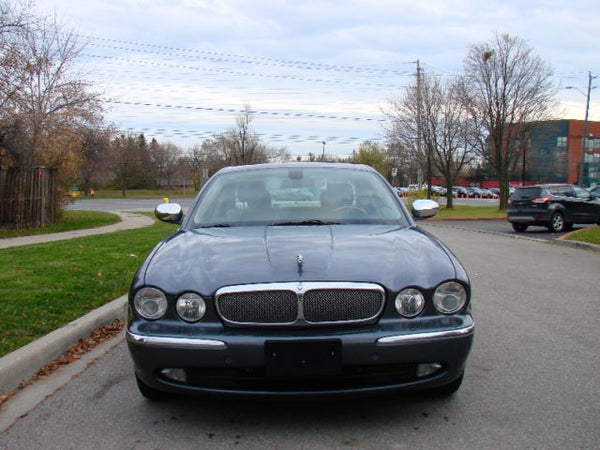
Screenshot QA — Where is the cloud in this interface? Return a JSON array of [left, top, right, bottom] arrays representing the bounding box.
[[32, 0, 600, 153]]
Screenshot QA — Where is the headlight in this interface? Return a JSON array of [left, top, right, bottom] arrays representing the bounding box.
[[395, 288, 425, 318], [176, 292, 206, 322], [433, 281, 467, 314], [134, 287, 168, 320]]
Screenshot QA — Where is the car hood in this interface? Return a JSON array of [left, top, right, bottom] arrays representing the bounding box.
[[138, 224, 462, 295]]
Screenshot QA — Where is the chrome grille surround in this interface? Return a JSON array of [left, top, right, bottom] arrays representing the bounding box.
[[215, 282, 385, 327]]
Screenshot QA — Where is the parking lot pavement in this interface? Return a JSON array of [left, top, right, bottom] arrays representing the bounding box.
[[424, 219, 600, 251], [1, 213, 597, 427]]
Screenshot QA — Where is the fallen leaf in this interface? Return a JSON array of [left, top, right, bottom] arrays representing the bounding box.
[[2, 320, 125, 408]]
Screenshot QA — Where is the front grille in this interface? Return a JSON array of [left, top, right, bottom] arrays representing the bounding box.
[[217, 290, 297, 324], [215, 282, 385, 326], [303, 289, 382, 322]]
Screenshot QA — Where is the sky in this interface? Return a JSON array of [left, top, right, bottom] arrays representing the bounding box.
[[32, 0, 600, 157]]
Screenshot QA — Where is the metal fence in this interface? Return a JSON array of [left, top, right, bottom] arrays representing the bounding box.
[[0, 167, 58, 230]]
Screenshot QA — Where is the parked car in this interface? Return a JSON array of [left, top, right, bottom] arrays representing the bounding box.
[[507, 184, 600, 232], [394, 186, 409, 197], [588, 185, 600, 199], [488, 188, 500, 199], [466, 187, 484, 198], [452, 186, 468, 198], [431, 185, 447, 196], [481, 189, 498, 198], [126, 163, 474, 400]]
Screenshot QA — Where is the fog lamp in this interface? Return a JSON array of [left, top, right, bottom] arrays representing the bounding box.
[[176, 293, 206, 322], [395, 288, 425, 318], [161, 368, 187, 383], [416, 363, 442, 378]]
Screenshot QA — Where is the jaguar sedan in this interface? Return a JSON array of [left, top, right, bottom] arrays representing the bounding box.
[[126, 163, 474, 399]]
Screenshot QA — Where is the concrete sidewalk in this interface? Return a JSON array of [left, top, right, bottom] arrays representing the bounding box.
[[0, 211, 154, 249], [0, 212, 154, 395]]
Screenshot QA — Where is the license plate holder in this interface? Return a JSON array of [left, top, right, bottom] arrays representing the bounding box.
[[265, 340, 342, 377]]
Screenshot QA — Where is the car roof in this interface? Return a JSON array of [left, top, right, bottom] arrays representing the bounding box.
[[516, 184, 571, 190], [215, 162, 378, 175]]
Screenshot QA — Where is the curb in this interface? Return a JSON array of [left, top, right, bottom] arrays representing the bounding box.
[[422, 221, 600, 253], [0, 295, 127, 395]]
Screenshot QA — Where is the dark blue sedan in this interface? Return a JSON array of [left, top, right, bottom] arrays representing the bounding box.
[[127, 163, 474, 399]]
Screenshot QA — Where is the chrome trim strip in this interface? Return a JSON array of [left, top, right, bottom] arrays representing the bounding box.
[[126, 331, 227, 349], [377, 320, 475, 346], [215, 281, 385, 295]]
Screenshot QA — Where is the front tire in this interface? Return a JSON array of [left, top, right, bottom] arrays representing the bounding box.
[[512, 223, 528, 232], [548, 212, 565, 232]]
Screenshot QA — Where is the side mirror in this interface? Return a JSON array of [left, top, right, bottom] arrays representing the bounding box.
[[155, 202, 183, 224], [411, 199, 439, 219]]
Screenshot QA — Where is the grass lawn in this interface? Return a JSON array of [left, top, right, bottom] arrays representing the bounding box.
[[82, 188, 198, 199], [0, 215, 175, 357], [0, 210, 120, 239], [434, 205, 507, 220], [564, 226, 600, 245]]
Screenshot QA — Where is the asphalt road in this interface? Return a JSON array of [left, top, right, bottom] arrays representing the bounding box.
[[67, 197, 196, 212], [68, 197, 592, 240], [1, 225, 599, 449]]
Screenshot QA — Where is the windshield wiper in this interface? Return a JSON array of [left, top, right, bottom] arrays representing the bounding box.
[[268, 219, 340, 226], [196, 223, 231, 228]]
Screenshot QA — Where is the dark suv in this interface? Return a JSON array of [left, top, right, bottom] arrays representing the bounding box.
[[507, 184, 600, 232]]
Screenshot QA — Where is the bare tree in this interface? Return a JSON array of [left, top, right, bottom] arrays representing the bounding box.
[[14, 18, 101, 166], [222, 106, 268, 165], [385, 72, 475, 207], [0, 0, 32, 156], [458, 33, 558, 209], [110, 133, 154, 195], [384, 70, 429, 193], [0, 5, 102, 187], [186, 106, 285, 187], [267, 145, 291, 163], [78, 125, 115, 190], [428, 78, 478, 208], [149, 139, 182, 187], [185, 141, 227, 190]]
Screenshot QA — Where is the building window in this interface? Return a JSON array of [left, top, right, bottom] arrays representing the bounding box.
[[557, 136, 567, 147], [584, 138, 599, 150]]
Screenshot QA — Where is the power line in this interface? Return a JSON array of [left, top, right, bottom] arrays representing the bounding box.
[[105, 99, 385, 122], [82, 53, 402, 89], [79, 34, 415, 76], [119, 127, 383, 144]]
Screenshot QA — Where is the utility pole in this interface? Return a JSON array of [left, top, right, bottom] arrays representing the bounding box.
[[416, 59, 423, 189], [579, 71, 597, 186], [415, 59, 432, 198]]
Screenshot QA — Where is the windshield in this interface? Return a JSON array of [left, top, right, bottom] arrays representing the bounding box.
[[186, 165, 408, 228]]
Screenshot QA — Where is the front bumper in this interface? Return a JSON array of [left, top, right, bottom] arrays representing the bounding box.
[[127, 315, 474, 398]]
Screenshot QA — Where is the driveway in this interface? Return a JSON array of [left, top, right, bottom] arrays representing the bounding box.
[[1, 224, 599, 448]]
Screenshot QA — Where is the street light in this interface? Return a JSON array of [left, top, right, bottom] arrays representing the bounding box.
[[566, 71, 597, 185], [321, 141, 326, 161]]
